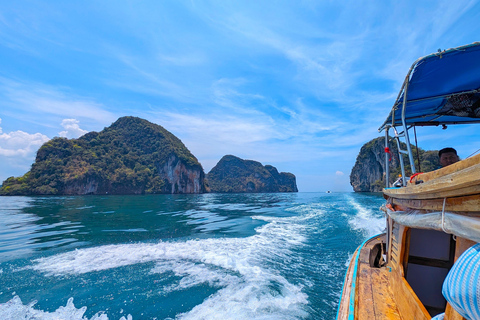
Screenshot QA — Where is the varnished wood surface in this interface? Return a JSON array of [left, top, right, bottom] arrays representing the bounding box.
[[445, 304, 466, 320], [338, 234, 410, 319], [391, 194, 480, 212], [355, 235, 403, 319], [415, 153, 480, 184], [337, 231, 475, 319], [383, 162, 480, 200], [388, 224, 430, 319], [337, 248, 356, 319], [383, 154, 480, 202], [454, 237, 477, 261]]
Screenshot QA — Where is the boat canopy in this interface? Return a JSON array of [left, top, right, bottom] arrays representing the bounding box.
[[379, 42, 480, 131]]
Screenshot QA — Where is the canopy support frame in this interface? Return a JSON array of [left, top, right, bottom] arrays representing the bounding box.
[[393, 127, 407, 185], [385, 127, 390, 188], [401, 77, 417, 175]]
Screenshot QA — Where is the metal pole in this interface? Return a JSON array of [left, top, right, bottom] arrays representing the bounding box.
[[395, 137, 406, 186], [392, 127, 407, 186], [401, 76, 417, 175], [385, 127, 390, 188]]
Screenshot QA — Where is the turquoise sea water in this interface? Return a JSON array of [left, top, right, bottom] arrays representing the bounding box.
[[0, 192, 386, 319]]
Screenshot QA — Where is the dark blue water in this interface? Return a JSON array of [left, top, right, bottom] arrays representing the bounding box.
[[0, 192, 385, 319]]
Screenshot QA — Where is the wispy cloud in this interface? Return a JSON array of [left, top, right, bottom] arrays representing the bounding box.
[[0, 77, 117, 127], [152, 112, 276, 145], [1, 1, 480, 190]]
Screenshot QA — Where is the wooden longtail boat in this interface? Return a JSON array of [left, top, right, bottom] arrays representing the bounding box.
[[337, 42, 480, 319]]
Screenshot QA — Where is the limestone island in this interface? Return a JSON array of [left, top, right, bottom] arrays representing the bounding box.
[[350, 137, 440, 192], [0, 116, 298, 195], [206, 155, 298, 193]]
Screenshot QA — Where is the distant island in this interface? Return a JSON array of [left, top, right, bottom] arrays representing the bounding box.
[[350, 137, 440, 192], [0, 116, 297, 195], [206, 155, 298, 193]]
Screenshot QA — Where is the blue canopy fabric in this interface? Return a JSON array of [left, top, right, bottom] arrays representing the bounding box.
[[379, 42, 480, 131]]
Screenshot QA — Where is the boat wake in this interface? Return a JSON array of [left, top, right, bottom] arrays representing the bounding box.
[[346, 195, 385, 237], [0, 296, 132, 320], [3, 212, 314, 320]]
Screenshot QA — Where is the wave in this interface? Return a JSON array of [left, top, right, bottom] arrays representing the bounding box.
[[0, 295, 132, 320], [9, 212, 315, 319], [345, 195, 385, 237]]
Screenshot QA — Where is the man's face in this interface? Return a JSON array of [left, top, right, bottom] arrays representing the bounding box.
[[440, 152, 459, 167]]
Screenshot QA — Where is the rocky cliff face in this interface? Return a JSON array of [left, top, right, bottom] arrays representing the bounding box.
[[159, 154, 204, 194], [350, 137, 440, 192], [206, 155, 298, 193], [0, 116, 206, 195]]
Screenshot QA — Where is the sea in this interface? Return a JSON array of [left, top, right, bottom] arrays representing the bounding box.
[[0, 192, 386, 320]]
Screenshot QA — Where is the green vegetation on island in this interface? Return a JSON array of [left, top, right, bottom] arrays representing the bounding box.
[[206, 155, 298, 193], [350, 137, 440, 192], [1, 117, 206, 195]]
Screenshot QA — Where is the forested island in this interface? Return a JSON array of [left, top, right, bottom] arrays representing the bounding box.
[[350, 137, 440, 192], [0, 117, 297, 195], [207, 155, 298, 193]]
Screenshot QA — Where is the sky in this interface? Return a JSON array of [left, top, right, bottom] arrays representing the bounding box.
[[1, 1, 480, 192]]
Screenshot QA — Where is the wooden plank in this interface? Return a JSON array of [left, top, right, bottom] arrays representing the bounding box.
[[355, 235, 403, 319], [414, 153, 480, 184], [386, 185, 480, 200], [340, 231, 443, 319], [384, 163, 480, 200], [390, 223, 403, 274], [445, 304, 466, 320], [454, 237, 477, 261], [395, 275, 431, 320], [357, 262, 401, 319], [401, 226, 410, 278], [337, 249, 356, 319], [391, 194, 480, 212], [387, 223, 430, 320]]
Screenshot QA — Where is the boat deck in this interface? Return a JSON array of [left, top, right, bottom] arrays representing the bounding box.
[[338, 234, 410, 319], [356, 236, 402, 319]]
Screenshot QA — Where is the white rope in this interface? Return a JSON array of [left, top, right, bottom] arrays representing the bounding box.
[[441, 197, 448, 233]]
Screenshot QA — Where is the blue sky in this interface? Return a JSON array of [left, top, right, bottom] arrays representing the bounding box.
[[1, 1, 480, 192]]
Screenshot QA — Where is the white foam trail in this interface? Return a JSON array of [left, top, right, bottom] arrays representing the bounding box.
[[0, 295, 132, 320], [152, 260, 240, 293], [346, 196, 385, 237], [24, 212, 316, 319], [344, 253, 354, 267], [285, 204, 324, 218]]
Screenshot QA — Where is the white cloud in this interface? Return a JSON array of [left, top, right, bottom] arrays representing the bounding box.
[[336, 171, 345, 176], [59, 119, 88, 139], [0, 118, 50, 157]]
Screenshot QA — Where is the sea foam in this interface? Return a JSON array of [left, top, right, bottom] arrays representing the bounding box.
[[0, 295, 132, 320], [346, 195, 385, 237], [19, 211, 314, 319]]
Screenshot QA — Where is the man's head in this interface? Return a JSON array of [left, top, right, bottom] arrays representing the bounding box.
[[439, 147, 459, 167]]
